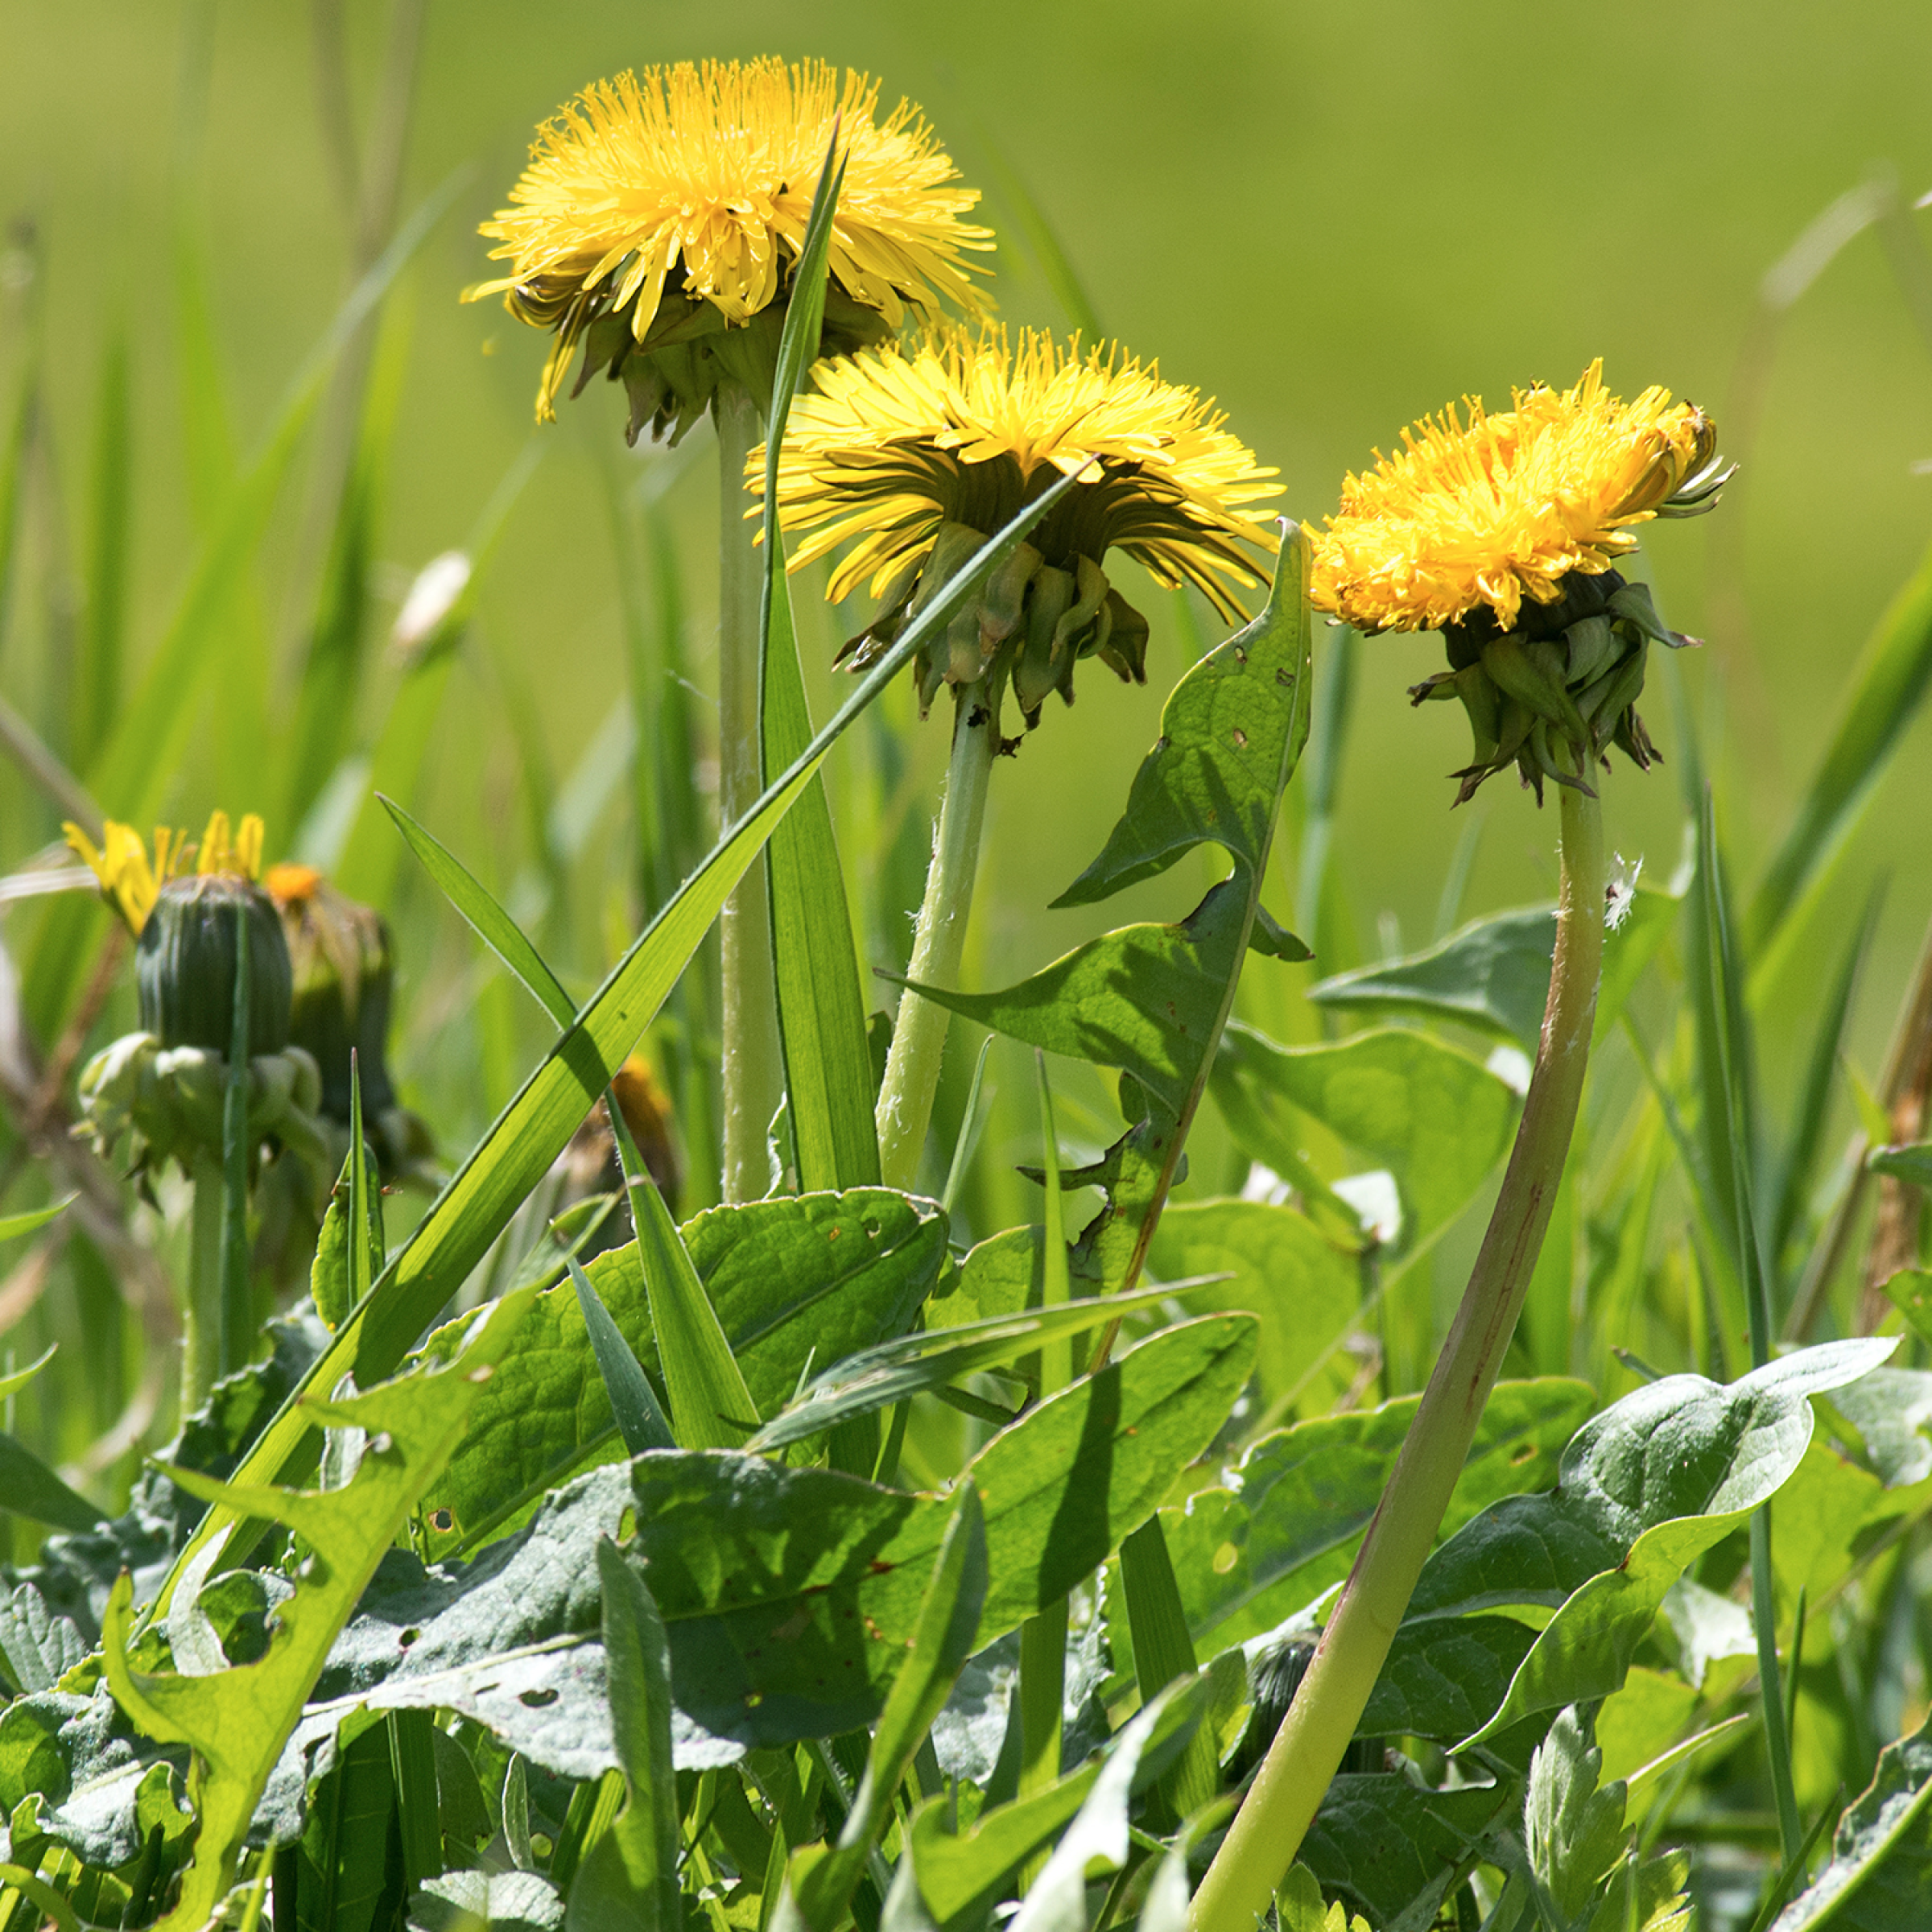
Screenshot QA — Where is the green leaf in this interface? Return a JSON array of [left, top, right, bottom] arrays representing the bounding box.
[[1420, 1342, 1897, 1747], [886, 1674, 1208, 1932], [1868, 1142, 1932, 1187], [1417, 1341, 1896, 1621], [787, 1487, 988, 1932], [101, 1289, 535, 1932], [1161, 1378, 1591, 1649], [1302, 1776, 1510, 1929], [564, 1541, 682, 1932], [383, 789, 748, 1451], [1211, 1022, 1520, 1259], [149, 467, 1091, 1619], [0, 1346, 55, 1407], [0, 1198, 72, 1245], [1773, 1707, 1932, 1929], [1885, 1269, 1932, 1348], [1357, 1616, 1538, 1743], [1006, 1679, 1199, 1932], [566, 1255, 674, 1457], [758, 137, 880, 1196], [421, 1191, 946, 1556], [629, 1314, 1255, 1744], [413, 1871, 564, 1931], [1146, 1199, 1359, 1414], [898, 874, 1257, 1118], [1748, 527, 1932, 957], [745, 1278, 1184, 1452], [1308, 906, 1558, 1046], [1526, 1707, 1640, 1928], [286, 1712, 402, 1932], [1307, 886, 1678, 1050], [1056, 527, 1310, 901]]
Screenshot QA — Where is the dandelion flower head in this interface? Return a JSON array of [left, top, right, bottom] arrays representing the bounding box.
[[473, 59, 992, 423], [1311, 360, 1723, 637], [759, 322, 1279, 722]]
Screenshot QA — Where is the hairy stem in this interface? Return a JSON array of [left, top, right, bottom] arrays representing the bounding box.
[[875, 684, 998, 1193], [715, 382, 782, 1203], [1191, 777, 1607, 1932]]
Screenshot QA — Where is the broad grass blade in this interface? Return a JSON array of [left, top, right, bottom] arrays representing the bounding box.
[[145, 467, 1092, 1615], [759, 134, 881, 1191]]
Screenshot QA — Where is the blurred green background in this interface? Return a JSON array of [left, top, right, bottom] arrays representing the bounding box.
[[3, 0, 1930, 1183]]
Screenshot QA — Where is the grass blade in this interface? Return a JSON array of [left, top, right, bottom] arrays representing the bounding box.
[[745, 1278, 1201, 1451], [760, 134, 881, 1191], [0, 1200, 72, 1245], [142, 467, 1093, 1616], [1746, 530, 1932, 960], [387, 787, 751, 1447], [1769, 881, 1880, 1269], [287, 301, 411, 828], [565, 1253, 674, 1455], [24, 174, 461, 1040], [381, 795, 572, 1023], [0, 1435, 105, 1534], [74, 324, 132, 770]]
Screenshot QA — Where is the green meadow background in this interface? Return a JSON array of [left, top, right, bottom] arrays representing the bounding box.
[[3, 0, 1930, 1302]]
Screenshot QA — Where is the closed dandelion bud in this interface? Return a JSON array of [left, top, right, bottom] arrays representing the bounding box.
[[469, 60, 991, 431], [68, 810, 328, 1183], [758, 323, 1278, 735], [136, 876, 292, 1057], [1311, 360, 1732, 805]]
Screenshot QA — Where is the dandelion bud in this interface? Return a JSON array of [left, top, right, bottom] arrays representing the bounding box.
[[136, 873, 294, 1056]]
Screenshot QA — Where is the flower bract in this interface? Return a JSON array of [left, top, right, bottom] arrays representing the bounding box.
[[471, 58, 992, 430], [758, 323, 1279, 726]]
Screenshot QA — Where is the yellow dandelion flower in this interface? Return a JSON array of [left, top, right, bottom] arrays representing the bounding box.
[[471, 58, 992, 428], [65, 810, 266, 937], [1311, 360, 1726, 637], [1313, 364, 1731, 807], [759, 322, 1279, 724]]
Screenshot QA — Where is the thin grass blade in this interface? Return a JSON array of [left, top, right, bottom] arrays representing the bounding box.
[[745, 1277, 1211, 1451], [759, 134, 880, 1191], [565, 1253, 674, 1455]]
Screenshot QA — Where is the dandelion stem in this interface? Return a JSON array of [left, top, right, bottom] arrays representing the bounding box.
[[185, 1149, 226, 1412], [715, 381, 783, 1203], [1191, 775, 1607, 1932], [875, 683, 998, 1194]]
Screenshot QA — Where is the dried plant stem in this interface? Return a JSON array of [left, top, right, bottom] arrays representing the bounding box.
[[875, 685, 998, 1194], [716, 382, 783, 1203], [1191, 777, 1606, 1932]]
